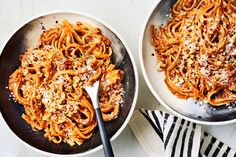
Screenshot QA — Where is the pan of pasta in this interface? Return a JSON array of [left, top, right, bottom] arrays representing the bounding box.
[[140, 0, 236, 124], [0, 12, 138, 155]]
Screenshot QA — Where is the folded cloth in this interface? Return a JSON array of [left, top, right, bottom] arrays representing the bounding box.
[[129, 109, 236, 157]]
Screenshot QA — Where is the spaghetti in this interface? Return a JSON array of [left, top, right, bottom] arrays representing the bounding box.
[[8, 20, 123, 145], [151, 0, 236, 106]]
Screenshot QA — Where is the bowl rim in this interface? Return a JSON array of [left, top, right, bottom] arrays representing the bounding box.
[[0, 10, 139, 156], [139, 0, 236, 125]]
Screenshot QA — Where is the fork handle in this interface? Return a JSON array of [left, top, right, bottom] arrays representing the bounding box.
[[95, 108, 115, 157]]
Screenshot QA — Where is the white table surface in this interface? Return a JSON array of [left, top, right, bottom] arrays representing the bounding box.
[[1, 0, 236, 157]]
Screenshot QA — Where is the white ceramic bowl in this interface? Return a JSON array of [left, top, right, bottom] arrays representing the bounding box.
[[139, 0, 236, 125]]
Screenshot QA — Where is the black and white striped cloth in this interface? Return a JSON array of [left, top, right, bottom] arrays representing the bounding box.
[[129, 109, 236, 157]]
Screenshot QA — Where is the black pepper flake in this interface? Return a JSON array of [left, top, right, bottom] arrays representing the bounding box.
[[56, 20, 58, 24], [40, 22, 46, 30], [151, 53, 154, 56], [41, 25, 46, 30]]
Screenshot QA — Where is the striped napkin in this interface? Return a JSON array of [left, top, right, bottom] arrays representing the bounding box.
[[129, 109, 236, 157]]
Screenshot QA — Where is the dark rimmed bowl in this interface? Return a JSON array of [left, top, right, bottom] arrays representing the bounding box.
[[0, 11, 138, 156]]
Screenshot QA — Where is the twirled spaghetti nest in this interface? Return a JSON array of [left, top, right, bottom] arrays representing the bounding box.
[[9, 20, 123, 145], [151, 0, 236, 106]]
